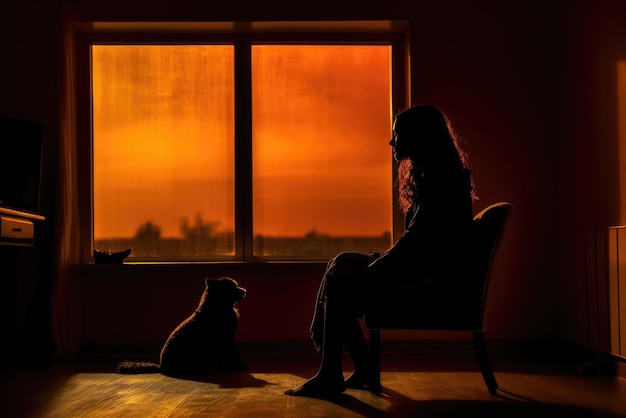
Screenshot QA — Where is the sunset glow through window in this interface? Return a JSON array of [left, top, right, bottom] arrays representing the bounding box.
[[92, 44, 393, 259], [252, 45, 392, 238]]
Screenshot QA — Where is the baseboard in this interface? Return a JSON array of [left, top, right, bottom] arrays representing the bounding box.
[[617, 359, 626, 381]]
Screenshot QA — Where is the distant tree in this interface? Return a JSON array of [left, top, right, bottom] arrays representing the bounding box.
[[179, 213, 220, 254], [135, 220, 161, 240], [304, 229, 319, 239], [134, 220, 162, 255], [304, 228, 329, 239]]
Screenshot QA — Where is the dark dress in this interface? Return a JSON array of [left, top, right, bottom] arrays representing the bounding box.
[[310, 167, 475, 351]]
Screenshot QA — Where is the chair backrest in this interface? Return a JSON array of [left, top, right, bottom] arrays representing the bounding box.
[[472, 202, 512, 330]]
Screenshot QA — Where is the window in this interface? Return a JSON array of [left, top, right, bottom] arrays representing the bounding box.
[[251, 45, 393, 257], [79, 25, 406, 262], [92, 45, 236, 259]]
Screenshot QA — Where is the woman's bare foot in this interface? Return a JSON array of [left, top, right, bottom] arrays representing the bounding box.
[[344, 371, 381, 393], [285, 374, 346, 399]]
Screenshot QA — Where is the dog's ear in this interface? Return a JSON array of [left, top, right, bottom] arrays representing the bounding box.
[[221, 277, 237, 286]]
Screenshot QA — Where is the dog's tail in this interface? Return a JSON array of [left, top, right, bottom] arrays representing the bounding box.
[[116, 360, 161, 374]]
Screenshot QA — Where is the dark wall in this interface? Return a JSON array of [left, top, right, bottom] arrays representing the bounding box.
[[0, 0, 61, 362], [79, 263, 327, 346], [4, 0, 624, 352], [557, 0, 626, 342]]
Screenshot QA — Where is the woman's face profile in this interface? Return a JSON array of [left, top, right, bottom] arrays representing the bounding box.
[[389, 118, 410, 162]]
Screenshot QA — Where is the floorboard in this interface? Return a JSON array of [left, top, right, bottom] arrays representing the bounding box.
[[1, 341, 625, 417]]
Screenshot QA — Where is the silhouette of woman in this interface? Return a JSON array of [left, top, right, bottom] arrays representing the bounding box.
[[285, 104, 478, 398]]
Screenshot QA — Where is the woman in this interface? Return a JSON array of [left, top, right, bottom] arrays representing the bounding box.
[[285, 104, 478, 398]]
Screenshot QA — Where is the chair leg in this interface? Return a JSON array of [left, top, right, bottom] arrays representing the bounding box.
[[473, 331, 499, 395], [369, 329, 382, 392]]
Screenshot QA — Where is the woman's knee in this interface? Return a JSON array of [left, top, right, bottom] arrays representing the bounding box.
[[328, 252, 373, 275]]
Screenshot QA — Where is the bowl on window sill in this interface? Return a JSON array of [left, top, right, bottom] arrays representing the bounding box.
[[93, 248, 132, 264]]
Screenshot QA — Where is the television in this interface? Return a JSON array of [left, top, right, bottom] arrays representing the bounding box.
[[0, 115, 44, 214]]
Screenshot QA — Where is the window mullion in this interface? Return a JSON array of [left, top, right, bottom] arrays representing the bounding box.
[[234, 37, 254, 261]]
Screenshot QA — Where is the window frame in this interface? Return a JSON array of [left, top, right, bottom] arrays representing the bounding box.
[[74, 22, 409, 264]]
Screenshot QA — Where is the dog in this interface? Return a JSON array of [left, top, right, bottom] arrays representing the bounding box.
[[116, 277, 247, 376]]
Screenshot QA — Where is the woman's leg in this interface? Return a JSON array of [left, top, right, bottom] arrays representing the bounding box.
[[315, 294, 347, 381], [342, 316, 376, 389], [309, 252, 374, 355], [286, 253, 375, 398], [309, 275, 326, 354], [285, 294, 346, 397]]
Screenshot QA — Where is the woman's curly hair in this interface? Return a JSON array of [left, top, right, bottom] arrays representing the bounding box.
[[395, 105, 477, 213]]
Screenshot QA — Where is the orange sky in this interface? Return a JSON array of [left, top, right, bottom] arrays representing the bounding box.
[[92, 45, 392, 239]]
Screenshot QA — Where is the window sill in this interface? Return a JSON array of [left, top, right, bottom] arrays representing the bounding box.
[[79, 260, 327, 267], [78, 260, 327, 275]]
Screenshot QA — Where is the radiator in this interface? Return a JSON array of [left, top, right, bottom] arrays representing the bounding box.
[[579, 227, 626, 359]]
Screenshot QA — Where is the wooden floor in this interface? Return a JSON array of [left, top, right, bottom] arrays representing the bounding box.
[[1, 340, 625, 417]]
